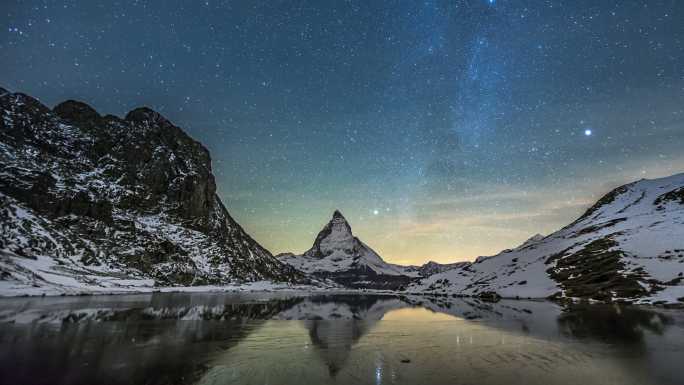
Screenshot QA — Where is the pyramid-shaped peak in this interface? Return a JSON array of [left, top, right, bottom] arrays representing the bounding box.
[[332, 210, 347, 221], [327, 209, 352, 235], [303, 210, 353, 259], [327, 210, 352, 237]]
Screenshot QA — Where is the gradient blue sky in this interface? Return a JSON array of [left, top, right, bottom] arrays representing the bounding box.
[[2, 0, 683, 263]]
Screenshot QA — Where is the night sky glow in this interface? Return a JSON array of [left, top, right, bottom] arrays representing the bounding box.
[[2, 1, 683, 264]]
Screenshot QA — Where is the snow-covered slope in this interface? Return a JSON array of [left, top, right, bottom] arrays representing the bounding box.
[[278, 211, 414, 289], [0, 88, 303, 295], [407, 173, 684, 304]]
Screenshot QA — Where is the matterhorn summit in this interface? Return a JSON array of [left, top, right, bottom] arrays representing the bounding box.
[[278, 210, 413, 289]]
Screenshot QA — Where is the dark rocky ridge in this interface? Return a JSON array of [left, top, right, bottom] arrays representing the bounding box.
[[0, 87, 302, 289]]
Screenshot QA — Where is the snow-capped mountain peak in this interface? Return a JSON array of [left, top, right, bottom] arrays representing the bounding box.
[[332, 209, 346, 220], [304, 210, 354, 259], [279, 211, 413, 289]]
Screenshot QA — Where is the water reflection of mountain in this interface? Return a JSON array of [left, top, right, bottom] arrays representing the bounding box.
[[2, 293, 684, 385], [0, 293, 407, 385], [401, 295, 684, 385], [276, 295, 406, 376], [402, 295, 680, 346], [557, 304, 671, 346], [0, 293, 306, 385], [402, 295, 564, 339], [0, 293, 306, 323], [190, 294, 408, 385]]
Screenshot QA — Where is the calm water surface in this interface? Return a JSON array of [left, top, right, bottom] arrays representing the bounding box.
[[1, 293, 683, 385]]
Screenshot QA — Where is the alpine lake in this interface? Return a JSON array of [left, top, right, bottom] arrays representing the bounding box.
[[1, 292, 683, 385]]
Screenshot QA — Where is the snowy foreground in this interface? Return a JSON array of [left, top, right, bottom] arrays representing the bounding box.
[[0, 254, 323, 297]]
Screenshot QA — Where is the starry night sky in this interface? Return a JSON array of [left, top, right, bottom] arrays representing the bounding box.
[[2, 1, 683, 264]]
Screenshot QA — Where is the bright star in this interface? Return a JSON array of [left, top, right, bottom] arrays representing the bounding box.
[[372, 209, 379, 216], [584, 129, 592, 136]]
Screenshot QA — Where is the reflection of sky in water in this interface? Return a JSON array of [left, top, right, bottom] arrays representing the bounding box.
[[1, 294, 683, 385], [380, 306, 459, 322], [195, 304, 682, 385]]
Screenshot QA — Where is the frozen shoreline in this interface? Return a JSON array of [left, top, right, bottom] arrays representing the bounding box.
[[0, 278, 403, 299], [3, 280, 683, 308]]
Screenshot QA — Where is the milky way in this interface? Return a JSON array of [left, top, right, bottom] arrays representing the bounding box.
[[2, 1, 683, 263]]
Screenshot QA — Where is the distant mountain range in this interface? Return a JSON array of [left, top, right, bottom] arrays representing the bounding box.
[[0, 87, 302, 294], [1, 88, 682, 304], [277, 210, 469, 289], [402, 260, 471, 277], [279, 174, 684, 304]]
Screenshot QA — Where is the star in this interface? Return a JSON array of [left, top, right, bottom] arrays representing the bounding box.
[[584, 129, 593, 136]]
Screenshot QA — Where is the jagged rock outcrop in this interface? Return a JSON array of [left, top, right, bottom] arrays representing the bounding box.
[[0, 87, 302, 294]]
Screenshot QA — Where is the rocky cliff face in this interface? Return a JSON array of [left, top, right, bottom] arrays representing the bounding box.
[[407, 173, 684, 304], [278, 210, 414, 289], [0, 88, 301, 294]]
